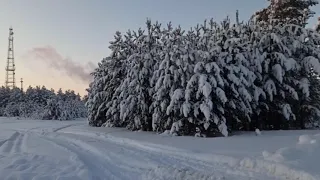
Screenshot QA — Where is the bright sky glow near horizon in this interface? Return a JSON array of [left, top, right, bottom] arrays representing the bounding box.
[[0, 0, 319, 96]]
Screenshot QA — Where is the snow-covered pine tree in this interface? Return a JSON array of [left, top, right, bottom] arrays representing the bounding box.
[[252, 0, 320, 129], [63, 90, 76, 101], [303, 19, 320, 127], [182, 20, 228, 137], [215, 18, 260, 132], [19, 86, 34, 118], [4, 87, 24, 117], [315, 17, 320, 32], [84, 4, 320, 134], [0, 87, 11, 116], [305, 69, 320, 128], [103, 29, 138, 127], [82, 94, 88, 103], [43, 89, 86, 121], [302, 64, 320, 128], [86, 31, 128, 126], [86, 58, 113, 126], [57, 99, 72, 120], [43, 98, 60, 120], [287, 24, 320, 128], [150, 22, 174, 132], [118, 20, 161, 131], [253, 0, 318, 27], [244, 24, 269, 130], [0, 84, 84, 120], [151, 22, 196, 135], [57, 88, 65, 101], [163, 24, 198, 135], [251, 20, 316, 129], [74, 98, 88, 118]]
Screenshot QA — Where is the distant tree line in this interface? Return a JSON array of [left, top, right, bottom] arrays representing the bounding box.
[[0, 86, 87, 120], [86, 0, 320, 137]]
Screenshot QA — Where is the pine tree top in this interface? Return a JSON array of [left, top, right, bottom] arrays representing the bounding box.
[[254, 0, 318, 27]]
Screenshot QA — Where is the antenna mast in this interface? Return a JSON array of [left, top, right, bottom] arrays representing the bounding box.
[[5, 27, 16, 88], [236, 10, 239, 25], [20, 78, 23, 91]]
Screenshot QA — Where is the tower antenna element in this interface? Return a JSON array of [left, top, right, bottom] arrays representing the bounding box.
[[20, 78, 23, 91], [5, 27, 16, 88]]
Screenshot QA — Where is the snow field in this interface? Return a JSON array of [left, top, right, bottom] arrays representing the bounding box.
[[62, 125, 320, 180], [0, 118, 319, 180], [141, 166, 227, 180], [97, 132, 320, 180]]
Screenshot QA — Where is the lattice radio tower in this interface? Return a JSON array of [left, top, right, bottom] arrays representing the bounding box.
[[5, 27, 16, 88]]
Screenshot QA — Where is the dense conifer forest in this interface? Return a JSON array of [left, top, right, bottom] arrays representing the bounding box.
[[0, 86, 87, 120], [86, 0, 320, 137]]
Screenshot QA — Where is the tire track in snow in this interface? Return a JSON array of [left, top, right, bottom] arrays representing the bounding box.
[[0, 131, 28, 154], [70, 132, 310, 180], [54, 132, 276, 180], [13, 132, 25, 153], [36, 135, 101, 179], [47, 132, 224, 179], [109, 138, 272, 179], [0, 140, 8, 148], [0, 138, 10, 148], [0, 132, 21, 154], [0, 132, 85, 180], [21, 132, 28, 152], [52, 123, 83, 133], [55, 134, 183, 172], [38, 134, 134, 180], [101, 134, 317, 180]]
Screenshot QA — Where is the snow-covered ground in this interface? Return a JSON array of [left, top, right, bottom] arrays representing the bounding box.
[[0, 117, 319, 180]]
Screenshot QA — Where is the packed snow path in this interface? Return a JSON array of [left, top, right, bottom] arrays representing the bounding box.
[[0, 118, 319, 180]]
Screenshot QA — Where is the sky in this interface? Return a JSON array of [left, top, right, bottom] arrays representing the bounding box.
[[0, 0, 319, 96]]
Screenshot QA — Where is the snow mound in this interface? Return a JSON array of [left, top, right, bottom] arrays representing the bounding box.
[[159, 130, 171, 136], [262, 147, 307, 163], [263, 134, 319, 162], [255, 128, 261, 136], [239, 157, 317, 180], [262, 150, 285, 163], [298, 135, 317, 145], [141, 166, 225, 180], [261, 134, 320, 179]]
